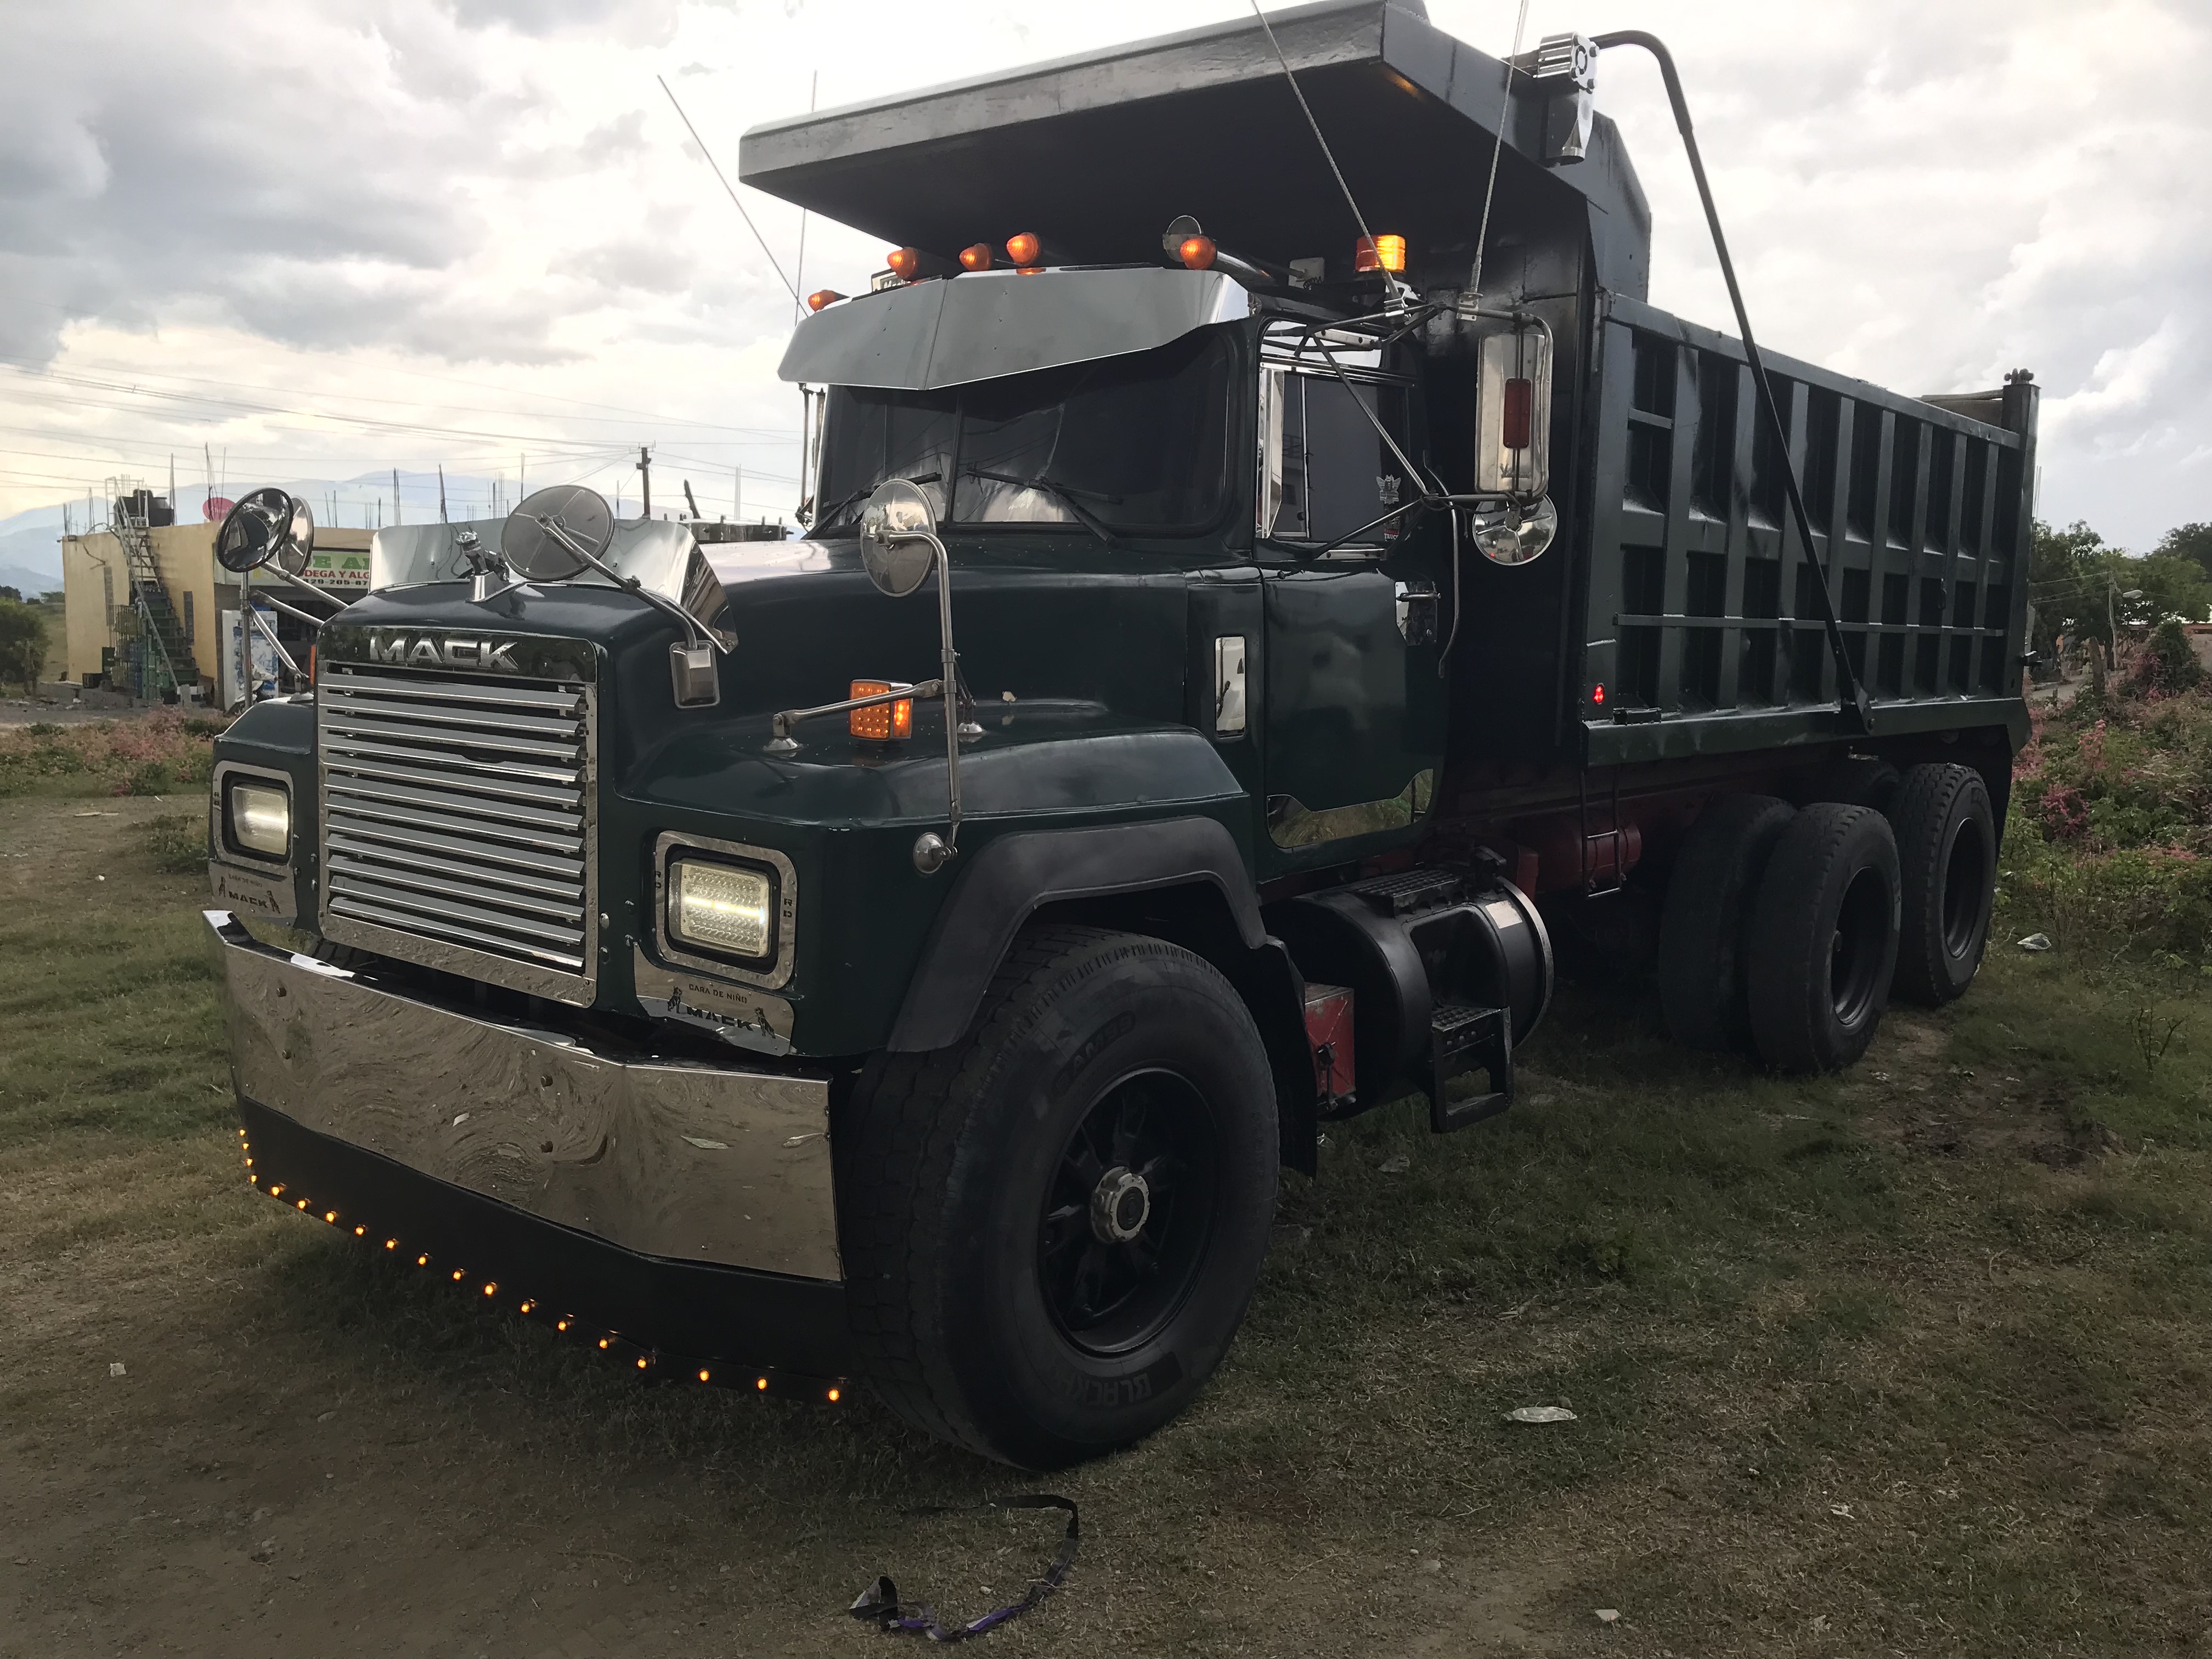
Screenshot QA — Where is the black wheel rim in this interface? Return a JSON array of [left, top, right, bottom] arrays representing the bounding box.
[[1940, 819, 1989, 957], [1829, 867, 1889, 1028], [1037, 1069, 1219, 1357]]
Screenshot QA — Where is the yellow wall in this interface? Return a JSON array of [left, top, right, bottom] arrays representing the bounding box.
[[61, 532, 124, 684], [61, 521, 374, 687]]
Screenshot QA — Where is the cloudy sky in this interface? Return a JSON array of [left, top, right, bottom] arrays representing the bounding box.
[[1, 0, 2205, 552]]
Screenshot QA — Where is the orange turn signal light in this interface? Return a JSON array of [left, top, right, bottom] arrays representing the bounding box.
[[1177, 235, 1217, 271], [849, 680, 913, 741], [1005, 231, 1041, 269], [1355, 233, 1407, 274], [805, 289, 844, 312], [959, 242, 994, 272]]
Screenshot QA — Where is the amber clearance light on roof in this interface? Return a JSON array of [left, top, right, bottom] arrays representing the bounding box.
[[1355, 233, 1407, 274], [959, 243, 994, 272], [1005, 231, 1041, 270], [885, 247, 922, 279], [806, 289, 845, 312], [1177, 235, 1217, 271]]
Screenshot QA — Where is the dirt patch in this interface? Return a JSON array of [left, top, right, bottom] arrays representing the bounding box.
[[1844, 1014, 2122, 1168]]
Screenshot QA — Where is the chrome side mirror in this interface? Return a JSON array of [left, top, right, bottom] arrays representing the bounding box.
[[502, 484, 613, 582], [1473, 495, 1558, 566], [857, 478, 939, 597], [504, 483, 726, 708], [774, 477, 970, 874], [216, 488, 315, 577]]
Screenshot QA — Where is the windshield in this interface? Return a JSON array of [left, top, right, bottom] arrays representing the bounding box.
[[812, 329, 1233, 537]]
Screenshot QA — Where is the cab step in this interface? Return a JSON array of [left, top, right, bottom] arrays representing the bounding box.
[[1429, 1001, 1511, 1133]]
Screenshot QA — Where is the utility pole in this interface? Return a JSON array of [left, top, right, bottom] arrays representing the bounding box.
[[392, 467, 403, 524], [735, 463, 744, 521], [438, 466, 449, 523], [637, 446, 653, 518], [682, 479, 701, 519]]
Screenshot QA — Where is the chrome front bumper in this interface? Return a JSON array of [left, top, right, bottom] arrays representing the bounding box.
[[205, 910, 842, 1283]]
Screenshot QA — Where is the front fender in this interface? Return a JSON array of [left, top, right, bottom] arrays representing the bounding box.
[[887, 815, 1263, 1052]]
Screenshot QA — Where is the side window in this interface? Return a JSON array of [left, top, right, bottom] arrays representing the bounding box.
[[1259, 369, 1412, 548]]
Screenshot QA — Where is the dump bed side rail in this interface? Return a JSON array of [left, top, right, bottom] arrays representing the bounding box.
[[1576, 291, 2035, 766]]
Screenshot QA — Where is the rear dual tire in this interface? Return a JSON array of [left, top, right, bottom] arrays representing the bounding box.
[[1660, 794, 1907, 1074], [1888, 763, 1996, 1006], [1745, 804, 1900, 1073]]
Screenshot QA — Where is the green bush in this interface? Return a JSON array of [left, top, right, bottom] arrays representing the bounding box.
[[2132, 619, 2205, 695], [137, 812, 209, 874], [2002, 678, 2212, 960]]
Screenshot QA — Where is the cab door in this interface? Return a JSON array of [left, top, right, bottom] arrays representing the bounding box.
[[1257, 358, 1447, 871]]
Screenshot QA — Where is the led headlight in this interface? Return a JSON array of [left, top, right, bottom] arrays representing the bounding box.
[[227, 781, 290, 859], [668, 858, 774, 961]]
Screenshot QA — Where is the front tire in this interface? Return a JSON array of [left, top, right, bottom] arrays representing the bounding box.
[[840, 926, 1278, 1466]]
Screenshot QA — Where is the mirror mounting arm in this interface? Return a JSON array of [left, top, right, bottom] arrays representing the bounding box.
[[531, 514, 730, 708]]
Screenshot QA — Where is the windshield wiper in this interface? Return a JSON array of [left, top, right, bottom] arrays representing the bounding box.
[[961, 467, 1122, 548], [814, 470, 941, 532]]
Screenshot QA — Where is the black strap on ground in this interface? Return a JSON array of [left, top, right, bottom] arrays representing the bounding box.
[[849, 1494, 1079, 1642], [1592, 30, 1875, 736]]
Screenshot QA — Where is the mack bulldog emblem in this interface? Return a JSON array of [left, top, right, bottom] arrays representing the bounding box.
[[369, 634, 520, 670]]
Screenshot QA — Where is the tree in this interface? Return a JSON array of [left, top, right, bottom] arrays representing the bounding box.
[[2157, 522, 2212, 585], [2029, 520, 2212, 661], [0, 597, 47, 693], [2029, 520, 2111, 658]]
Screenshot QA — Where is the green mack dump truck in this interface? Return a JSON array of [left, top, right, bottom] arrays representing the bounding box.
[[203, 0, 2036, 1465]]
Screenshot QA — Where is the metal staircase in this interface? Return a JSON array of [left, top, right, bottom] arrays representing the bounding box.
[[108, 482, 198, 701]]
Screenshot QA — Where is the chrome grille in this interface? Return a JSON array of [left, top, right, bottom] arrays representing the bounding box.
[[318, 663, 595, 997]]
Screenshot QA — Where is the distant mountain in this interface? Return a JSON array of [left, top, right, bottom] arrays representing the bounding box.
[[0, 562, 61, 600]]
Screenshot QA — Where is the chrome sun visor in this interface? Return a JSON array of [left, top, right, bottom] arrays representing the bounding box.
[[777, 266, 1249, 392]]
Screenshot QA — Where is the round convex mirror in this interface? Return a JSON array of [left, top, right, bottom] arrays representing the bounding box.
[[857, 477, 938, 598], [503, 484, 614, 583], [215, 487, 298, 574], [275, 496, 315, 577], [1475, 495, 1558, 566]]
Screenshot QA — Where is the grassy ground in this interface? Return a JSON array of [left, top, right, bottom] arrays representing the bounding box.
[[2, 719, 2209, 1656]]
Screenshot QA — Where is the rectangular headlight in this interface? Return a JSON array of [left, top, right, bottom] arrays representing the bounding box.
[[228, 782, 290, 859], [668, 858, 774, 961]]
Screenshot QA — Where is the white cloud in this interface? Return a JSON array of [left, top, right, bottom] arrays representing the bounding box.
[[0, 0, 2204, 547]]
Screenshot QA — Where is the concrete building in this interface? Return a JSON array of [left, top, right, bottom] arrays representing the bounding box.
[[60, 512, 370, 704]]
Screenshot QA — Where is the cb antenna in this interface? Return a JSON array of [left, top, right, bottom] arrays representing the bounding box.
[[658, 75, 800, 305], [1246, 2, 1400, 309], [1467, 0, 1532, 313]]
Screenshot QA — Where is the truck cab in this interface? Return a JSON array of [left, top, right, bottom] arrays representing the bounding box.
[[205, 0, 2033, 1466]]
